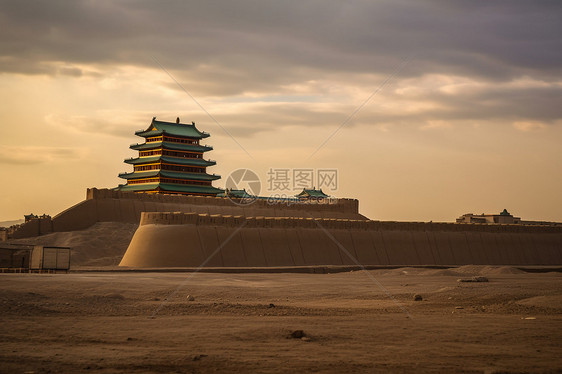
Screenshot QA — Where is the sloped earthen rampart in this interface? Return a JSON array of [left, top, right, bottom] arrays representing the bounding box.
[[119, 212, 562, 267]]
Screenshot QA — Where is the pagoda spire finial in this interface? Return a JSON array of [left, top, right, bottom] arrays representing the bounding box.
[[176, 117, 180, 124]]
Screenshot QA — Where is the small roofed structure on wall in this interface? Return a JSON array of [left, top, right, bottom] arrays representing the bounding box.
[[116, 117, 223, 196], [296, 188, 330, 200], [456, 209, 521, 224], [24, 213, 50, 223], [217, 188, 255, 199]]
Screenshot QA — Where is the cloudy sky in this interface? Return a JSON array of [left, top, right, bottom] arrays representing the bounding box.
[[1, 0, 561, 222]]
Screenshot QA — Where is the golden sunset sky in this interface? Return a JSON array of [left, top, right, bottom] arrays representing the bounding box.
[[1, 1, 561, 223]]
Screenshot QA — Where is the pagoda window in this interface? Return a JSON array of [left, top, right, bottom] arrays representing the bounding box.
[[128, 178, 160, 185], [161, 164, 204, 173], [134, 164, 161, 172], [163, 135, 199, 145], [161, 178, 212, 186], [140, 150, 163, 157], [162, 150, 202, 159], [147, 136, 163, 142]]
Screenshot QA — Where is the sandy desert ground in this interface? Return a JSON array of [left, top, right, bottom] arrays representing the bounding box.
[[1, 266, 561, 373]]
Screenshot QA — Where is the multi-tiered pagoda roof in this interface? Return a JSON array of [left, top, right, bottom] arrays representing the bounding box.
[[116, 117, 222, 196]]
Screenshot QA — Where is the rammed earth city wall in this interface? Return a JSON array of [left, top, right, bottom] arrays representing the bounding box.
[[11, 188, 365, 238], [119, 212, 562, 267]]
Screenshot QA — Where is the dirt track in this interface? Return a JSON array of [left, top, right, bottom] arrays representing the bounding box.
[[1, 266, 561, 373]]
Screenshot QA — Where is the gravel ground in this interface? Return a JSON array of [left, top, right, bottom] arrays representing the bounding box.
[[1, 266, 561, 373]]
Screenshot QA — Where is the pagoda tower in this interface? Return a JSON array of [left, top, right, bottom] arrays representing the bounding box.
[[116, 117, 222, 196]]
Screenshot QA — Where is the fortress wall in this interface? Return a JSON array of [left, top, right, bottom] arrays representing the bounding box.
[[538, 234, 561, 264], [119, 212, 562, 267], [533, 234, 553, 265], [369, 231, 390, 265], [512, 233, 530, 264], [51, 199, 98, 232], [11, 219, 40, 239], [95, 198, 120, 222], [259, 227, 295, 266], [448, 232, 472, 265], [240, 226, 268, 267], [331, 229, 358, 265], [424, 231, 440, 264], [197, 224, 223, 267], [118, 198, 137, 223], [26, 188, 364, 236], [215, 224, 247, 267], [464, 232, 486, 265], [86, 188, 361, 215], [480, 232, 500, 265], [434, 231, 455, 264], [518, 233, 534, 262], [504, 233, 524, 265], [411, 231, 435, 264], [285, 227, 306, 266], [351, 230, 379, 264], [493, 233, 511, 265], [296, 226, 343, 266], [119, 223, 206, 267]]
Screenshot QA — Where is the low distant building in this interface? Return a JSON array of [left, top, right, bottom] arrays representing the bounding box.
[[456, 209, 521, 224], [30, 246, 71, 271], [0, 244, 33, 269], [0, 245, 71, 271]]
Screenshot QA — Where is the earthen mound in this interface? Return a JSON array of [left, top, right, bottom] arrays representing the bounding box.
[[8, 222, 138, 266]]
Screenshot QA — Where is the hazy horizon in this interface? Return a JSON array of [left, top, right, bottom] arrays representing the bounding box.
[[1, 1, 561, 222]]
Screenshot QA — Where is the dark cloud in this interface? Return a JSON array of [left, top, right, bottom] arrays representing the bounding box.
[[2, 0, 561, 137], [1, 0, 561, 86], [207, 82, 562, 136]]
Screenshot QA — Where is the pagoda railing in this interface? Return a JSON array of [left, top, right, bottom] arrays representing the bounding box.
[[129, 142, 213, 149]]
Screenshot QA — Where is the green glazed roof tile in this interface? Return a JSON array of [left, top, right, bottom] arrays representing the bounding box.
[[135, 118, 210, 139]]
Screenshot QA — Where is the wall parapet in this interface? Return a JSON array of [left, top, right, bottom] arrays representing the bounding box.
[[87, 188, 359, 215], [139, 212, 562, 233], [9, 217, 53, 239]]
